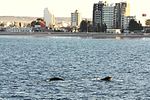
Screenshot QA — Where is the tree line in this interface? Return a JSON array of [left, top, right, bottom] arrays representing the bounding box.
[[79, 19, 143, 33], [128, 19, 143, 32], [79, 19, 107, 32]]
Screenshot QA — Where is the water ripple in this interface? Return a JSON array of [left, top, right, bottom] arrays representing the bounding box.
[[0, 36, 150, 99]]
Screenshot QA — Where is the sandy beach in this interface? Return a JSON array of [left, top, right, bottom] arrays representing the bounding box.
[[0, 32, 150, 39]]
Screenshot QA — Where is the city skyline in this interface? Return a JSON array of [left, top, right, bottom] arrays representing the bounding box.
[[0, 0, 149, 21]]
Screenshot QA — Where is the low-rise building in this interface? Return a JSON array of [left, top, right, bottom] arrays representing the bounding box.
[[6, 27, 32, 32], [124, 16, 136, 30]]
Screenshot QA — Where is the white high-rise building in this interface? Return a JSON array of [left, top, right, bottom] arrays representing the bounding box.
[[103, 6, 115, 29], [71, 10, 81, 27], [93, 1, 130, 30], [93, 1, 104, 27], [44, 8, 55, 27]]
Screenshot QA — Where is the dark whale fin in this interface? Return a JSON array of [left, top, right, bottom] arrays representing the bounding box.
[[101, 76, 112, 81], [49, 77, 64, 81]]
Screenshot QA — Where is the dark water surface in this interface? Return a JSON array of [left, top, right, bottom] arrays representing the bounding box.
[[0, 36, 150, 100]]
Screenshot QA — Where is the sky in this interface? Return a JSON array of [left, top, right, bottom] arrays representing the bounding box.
[[0, 0, 149, 23]]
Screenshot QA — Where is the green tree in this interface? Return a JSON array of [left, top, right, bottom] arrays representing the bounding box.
[[31, 20, 36, 27], [96, 23, 101, 32], [31, 18, 46, 27], [27, 23, 31, 27], [86, 21, 93, 32], [19, 22, 21, 27], [145, 19, 150, 26], [0, 23, 5, 27], [80, 20, 88, 32], [95, 23, 107, 32], [103, 23, 107, 32], [138, 21, 143, 30], [36, 18, 44, 21], [129, 19, 143, 32]]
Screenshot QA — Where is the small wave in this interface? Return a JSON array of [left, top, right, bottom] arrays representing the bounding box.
[[141, 38, 150, 40], [49, 36, 81, 39]]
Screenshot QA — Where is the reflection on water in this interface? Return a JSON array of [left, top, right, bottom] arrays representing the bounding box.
[[0, 36, 150, 99]]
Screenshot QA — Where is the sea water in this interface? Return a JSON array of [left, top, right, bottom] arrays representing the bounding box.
[[0, 36, 150, 100]]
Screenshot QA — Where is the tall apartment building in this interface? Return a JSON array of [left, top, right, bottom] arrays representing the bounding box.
[[93, 1, 104, 27], [44, 8, 55, 28], [93, 1, 129, 30], [103, 6, 115, 29], [114, 2, 127, 29], [71, 10, 81, 27]]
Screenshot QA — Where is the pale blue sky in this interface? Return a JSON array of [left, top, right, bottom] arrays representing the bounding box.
[[0, 0, 149, 21]]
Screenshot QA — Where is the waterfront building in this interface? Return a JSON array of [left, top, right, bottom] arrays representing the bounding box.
[[6, 27, 32, 32], [44, 8, 55, 28], [92, 1, 129, 31], [114, 2, 127, 29], [124, 16, 136, 30], [71, 10, 81, 27], [103, 5, 115, 29], [93, 1, 104, 27]]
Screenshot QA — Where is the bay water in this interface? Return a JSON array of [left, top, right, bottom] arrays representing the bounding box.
[[0, 36, 150, 100]]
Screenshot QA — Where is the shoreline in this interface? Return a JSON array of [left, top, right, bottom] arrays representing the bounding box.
[[0, 32, 150, 39]]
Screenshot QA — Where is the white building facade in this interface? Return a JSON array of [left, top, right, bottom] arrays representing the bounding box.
[[44, 8, 55, 28], [93, 1, 131, 31], [71, 10, 81, 27], [124, 16, 136, 30], [103, 6, 115, 29]]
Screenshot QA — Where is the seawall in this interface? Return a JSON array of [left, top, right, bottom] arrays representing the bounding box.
[[0, 32, 149, 39]]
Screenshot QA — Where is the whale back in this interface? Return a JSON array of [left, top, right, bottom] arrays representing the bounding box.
[[49, 77, 64, 81], [101, 76, 112, 81]]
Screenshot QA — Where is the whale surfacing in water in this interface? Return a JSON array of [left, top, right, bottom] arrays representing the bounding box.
[[101, 76, 112, 81], [48, 77, 64, 81]]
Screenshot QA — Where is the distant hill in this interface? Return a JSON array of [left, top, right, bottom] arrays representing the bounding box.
[[0, 16, 71, 23], [0, 16, 91, 23]]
